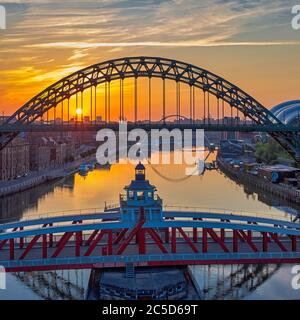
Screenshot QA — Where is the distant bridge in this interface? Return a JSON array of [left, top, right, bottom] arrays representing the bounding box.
[[1, 208, 300, 272], [1, 56, 300, 162], [1, 123, 300, 133]]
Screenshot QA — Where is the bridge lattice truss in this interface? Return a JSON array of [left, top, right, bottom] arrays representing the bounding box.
[[1, 56, 300, 161], [1, 208, 300, 272]]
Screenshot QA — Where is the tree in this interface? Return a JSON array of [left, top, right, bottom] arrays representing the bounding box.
[[255, 139, 292, 165]]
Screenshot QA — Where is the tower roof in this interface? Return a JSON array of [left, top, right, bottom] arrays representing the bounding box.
[[125, 180, 156, 191], [135, 162, 145, 170]]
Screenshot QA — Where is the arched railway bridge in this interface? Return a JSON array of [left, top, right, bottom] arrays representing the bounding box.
[[1, 56, 300, 162], [1, 208, 300, 272]]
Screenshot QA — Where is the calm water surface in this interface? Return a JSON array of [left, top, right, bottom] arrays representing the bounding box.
[[0, 154, 299, 300]]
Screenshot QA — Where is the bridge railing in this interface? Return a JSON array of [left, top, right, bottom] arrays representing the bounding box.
[[0, 207, 107, 224], [163, 205, 292, 222], [0, 204, 292, 226]]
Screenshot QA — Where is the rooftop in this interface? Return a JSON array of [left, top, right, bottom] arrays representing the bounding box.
[[259, 164, 300, 173]]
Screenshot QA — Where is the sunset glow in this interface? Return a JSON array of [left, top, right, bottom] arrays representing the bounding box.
[[0, 0, 299, 118], [75, 108, 83, 116]]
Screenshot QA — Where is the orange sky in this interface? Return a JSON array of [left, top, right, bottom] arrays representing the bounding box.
[[0, 1, 300, 119]]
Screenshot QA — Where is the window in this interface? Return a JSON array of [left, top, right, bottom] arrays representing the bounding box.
[[137, 191, 145, 200], [128, 191, 134, 199], [136, 169, 145, 175]]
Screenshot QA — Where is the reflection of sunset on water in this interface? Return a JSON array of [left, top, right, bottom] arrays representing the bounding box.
[[9, 154, 291, 222]]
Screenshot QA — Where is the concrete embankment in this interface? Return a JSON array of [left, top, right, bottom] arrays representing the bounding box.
[[217, 156, 300, 206], [0, 156, 95, 198]]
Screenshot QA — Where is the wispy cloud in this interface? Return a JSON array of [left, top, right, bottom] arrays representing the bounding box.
[[2, 0, 297, 49], [27, 40, 300, 49], [0, 0, 299, 112]]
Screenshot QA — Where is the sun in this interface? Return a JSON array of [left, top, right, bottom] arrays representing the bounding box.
[[76, 108, 83, 116]]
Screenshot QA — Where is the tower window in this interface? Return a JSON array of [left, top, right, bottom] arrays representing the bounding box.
[[137, 191, 145, 200], [128, 191, 134, 199]]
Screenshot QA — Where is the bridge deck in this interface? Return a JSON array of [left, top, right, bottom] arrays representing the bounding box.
[[1, 123, 300, 133]]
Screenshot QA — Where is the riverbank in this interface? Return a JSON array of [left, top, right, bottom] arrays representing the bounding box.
[[217, 156, 300, 208], [0, 155, 95, 197]]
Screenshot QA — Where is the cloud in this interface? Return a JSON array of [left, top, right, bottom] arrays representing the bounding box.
[[2, 0, 297, 48], [0, 0, 299, 112], [27, 40, 300, 49]]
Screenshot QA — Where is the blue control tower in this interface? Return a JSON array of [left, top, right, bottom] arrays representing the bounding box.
[[120, 163, 163, 222]]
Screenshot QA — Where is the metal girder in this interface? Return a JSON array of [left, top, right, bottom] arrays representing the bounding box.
[[1, 56, 299, 161]]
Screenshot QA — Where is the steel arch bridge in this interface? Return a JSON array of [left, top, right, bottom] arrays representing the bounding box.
[[1, 207, 300, 272], [1, 56, 300, 161]]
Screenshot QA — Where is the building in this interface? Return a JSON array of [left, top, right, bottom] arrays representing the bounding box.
[[0, 137, 30, 181], [257, 164, 300, 183], [219, 139, 244, 158], [29, 137, 68, 171], [0, 116, 11, 124], [270, 100, 300, 125], [29, 137, 51, 171]]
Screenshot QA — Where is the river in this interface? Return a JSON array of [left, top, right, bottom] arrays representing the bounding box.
[[0, 153, 299, 300]]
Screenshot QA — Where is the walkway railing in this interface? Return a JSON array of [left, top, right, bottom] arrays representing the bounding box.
[[163, 205, 293, 221], [1, 203, 294, 225], [0, 207, 106, 224]]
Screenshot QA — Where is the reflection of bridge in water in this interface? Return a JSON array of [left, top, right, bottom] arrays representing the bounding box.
[[11, 263, 280, 300], [13, 269, 87, 300], [189, 263, 280, 300]]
